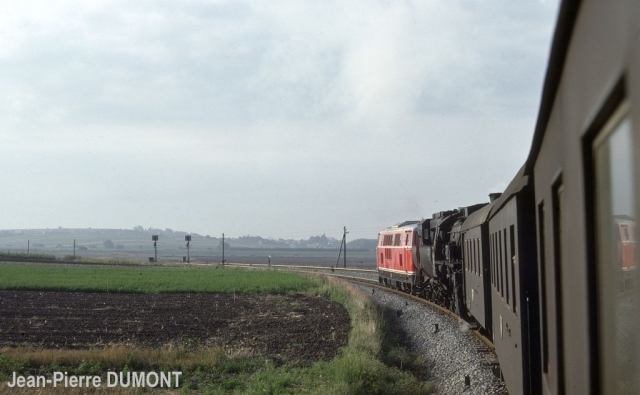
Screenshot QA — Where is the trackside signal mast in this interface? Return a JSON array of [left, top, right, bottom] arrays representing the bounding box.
[[152, 235, 158, 262], [185, 235, 191, 263]]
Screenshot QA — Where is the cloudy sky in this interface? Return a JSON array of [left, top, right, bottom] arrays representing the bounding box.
[[0, 0, 560, 240]]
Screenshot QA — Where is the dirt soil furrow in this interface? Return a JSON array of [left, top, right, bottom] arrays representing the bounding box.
[[0, 291, 351, 364]]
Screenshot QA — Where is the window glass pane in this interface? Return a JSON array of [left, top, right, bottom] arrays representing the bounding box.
[[504, 229, 509, 305], [538, 202, 549, 372], [595, 112, 637, 394], [473, 239, 480, 274], [510, 225, 516, 314], [499, 231, 504, 297]]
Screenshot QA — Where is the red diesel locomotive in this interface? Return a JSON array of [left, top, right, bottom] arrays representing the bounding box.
[[376, 221, 420, 292]]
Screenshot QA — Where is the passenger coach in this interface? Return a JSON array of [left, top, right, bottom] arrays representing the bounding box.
[[486, 167, 541, 395], [528, 0, 639, 393]]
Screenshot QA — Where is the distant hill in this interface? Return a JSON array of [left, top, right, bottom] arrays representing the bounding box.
[[0, 227, 377, 253], [346, 238, 377, 251], [0, 227, 377, 266]]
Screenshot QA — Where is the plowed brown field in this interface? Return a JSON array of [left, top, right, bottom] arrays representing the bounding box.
[[0, 291, 350, 363]]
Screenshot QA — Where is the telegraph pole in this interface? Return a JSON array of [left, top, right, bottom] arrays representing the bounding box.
[[222, 233, 225, 264], [27, 240, 29, 255], [335, 226, 349, 268], [343, 226, 348, 268], [73, 239, 76, 258], [152, 235, 158, 262]]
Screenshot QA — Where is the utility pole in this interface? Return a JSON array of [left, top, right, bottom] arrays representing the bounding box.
[[335, 226, 349, 268], [222, 233, 225, 265], [343, 226, 348, 268], [73, 239, 76, 258], [27, 240, 29, 255]]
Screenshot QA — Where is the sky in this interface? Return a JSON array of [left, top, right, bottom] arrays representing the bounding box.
[[0, 0, 560, 240]]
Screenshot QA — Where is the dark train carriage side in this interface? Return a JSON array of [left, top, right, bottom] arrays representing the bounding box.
[[527, 0, 640, 393], [487, 167, 541, 395], [460, 196, 499, 334]]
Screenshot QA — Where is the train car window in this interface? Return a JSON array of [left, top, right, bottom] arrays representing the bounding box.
[[491, 233, 496, 287], [470, 239, 478, 272], [464, 240, 467, 271], [494, 233, 498, 288], [504, 228, 509, 305], [493, 233, 497, 290], [552, 179, 565, 391], [496, 233, 500, 289], [394, 234, 401, 246], [538, 202, 549, 373], [473, 238, 476, 276], [470, 239, 473, 273], [466, 240, 470, 272], [489, 234, 496, 287], [470, 239, 474, 274], [471, 239, 476, 273], [471, 238, 474, 275], [479, 238, 482, 277], [469, 239, 472, 272], [499, 231, 504, 297], [471, 239, 477, 272], [476, 238, 480, 276], [593, 103, 637, 394], [474, 238, 478, 276], [510, 225, 516, 315]]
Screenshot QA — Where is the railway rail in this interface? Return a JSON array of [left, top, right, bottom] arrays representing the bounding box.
[[224, 262, 497, 357]]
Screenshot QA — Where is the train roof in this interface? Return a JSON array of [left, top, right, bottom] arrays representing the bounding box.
[[379, 221, 420, 233], [488, 164, 531, 220], [460, 202, 494, 232], [525, 0, 581, 172]]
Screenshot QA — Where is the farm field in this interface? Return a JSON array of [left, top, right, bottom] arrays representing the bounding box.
[[0, 291, 349, 362], [0, 263, 430, 394], [0, 263, 314, 293], [0, 248, 376, 269]]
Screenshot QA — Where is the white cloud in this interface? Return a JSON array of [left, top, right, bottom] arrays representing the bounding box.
[[0, 0, 560, 239]]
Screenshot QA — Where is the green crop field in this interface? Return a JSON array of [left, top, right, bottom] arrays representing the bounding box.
[[0, 263, 315, 294]]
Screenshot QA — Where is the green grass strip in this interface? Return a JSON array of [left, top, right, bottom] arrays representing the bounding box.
[[0, 263, 315, 294]]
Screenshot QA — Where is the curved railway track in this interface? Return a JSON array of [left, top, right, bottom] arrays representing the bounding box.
[[223, 262, 496, 353]]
